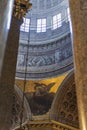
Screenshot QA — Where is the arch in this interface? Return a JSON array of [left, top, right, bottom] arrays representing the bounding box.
[[50, 70, 79, 128], [14, 84, 32, 120], [11, 85, 32, 129]]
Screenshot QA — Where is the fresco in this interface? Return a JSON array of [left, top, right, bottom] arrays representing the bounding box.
[[25, 82, 55, 115], [15, 74, 67, 115]]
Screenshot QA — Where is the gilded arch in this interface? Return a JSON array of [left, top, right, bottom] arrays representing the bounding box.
[[50, 71, 79, 128]]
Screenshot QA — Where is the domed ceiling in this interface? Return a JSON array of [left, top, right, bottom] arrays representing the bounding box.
[[16, 0, 73, 79]]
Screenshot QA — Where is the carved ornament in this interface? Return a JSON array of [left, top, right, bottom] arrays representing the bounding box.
[[13, 0, 32, 19], [14, 120, 79, 130]]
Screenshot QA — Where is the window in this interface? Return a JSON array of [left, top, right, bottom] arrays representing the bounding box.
[[37, 18, 46, 32], [20, 18, 30, 32], [52, 13, 62, 30]]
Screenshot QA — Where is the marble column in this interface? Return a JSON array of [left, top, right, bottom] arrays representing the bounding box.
[[0, 0, 14, 76], [0, 17, 22, 130], [69, 0, 87, 130]]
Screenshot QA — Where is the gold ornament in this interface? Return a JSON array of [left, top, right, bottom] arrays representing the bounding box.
[[13, 0, 32, 19]]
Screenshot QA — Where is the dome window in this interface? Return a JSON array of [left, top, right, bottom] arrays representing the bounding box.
[[20, 17, 30, 32], [37, 18, 46, 33], [52, 13, 62, 30]]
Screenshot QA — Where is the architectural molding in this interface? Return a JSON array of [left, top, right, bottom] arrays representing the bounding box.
[[13, 0, 32, 19], [50, 71, 79, 128], [11, 85, 32, 129], [16, 34, 73, 79], [13, 120, 79, 130]]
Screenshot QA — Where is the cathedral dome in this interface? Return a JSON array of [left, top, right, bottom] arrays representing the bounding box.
[[16, 0, 73, 79]]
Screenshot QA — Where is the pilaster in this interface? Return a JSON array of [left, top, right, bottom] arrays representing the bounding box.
[[69, 0, 87, 129]]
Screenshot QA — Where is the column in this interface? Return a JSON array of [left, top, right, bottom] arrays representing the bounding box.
[[69, 0, 87, 130], [0, 0, 14, 76], [0, 16, 22, 130], [0, 1, 32, 129]]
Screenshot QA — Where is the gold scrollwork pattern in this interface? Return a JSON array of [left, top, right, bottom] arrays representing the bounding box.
[[13, 0, 32, 19], [14, 120, 79, 130]]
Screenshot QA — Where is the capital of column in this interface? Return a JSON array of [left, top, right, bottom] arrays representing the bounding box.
[[13, 0, 32, 19]]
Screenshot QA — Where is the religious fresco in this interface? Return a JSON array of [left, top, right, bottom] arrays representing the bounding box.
[[15, 74, 67, 115], [25, 82, 55, 115]]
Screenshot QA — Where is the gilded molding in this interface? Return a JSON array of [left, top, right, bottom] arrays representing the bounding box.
[[13, 0, 32, 19], [14, 120, 79, 130]]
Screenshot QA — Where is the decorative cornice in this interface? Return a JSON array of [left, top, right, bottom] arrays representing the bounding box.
[[14, 120, 79, 130], [13, 0, 32, 19], [16, 34, 73, 79]]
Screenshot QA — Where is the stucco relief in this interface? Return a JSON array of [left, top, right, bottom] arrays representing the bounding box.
[[17, 47, 72, 67], [16, 34, 73, 78], [11, 85, 31, 129], [17, 54, 25, 66]]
